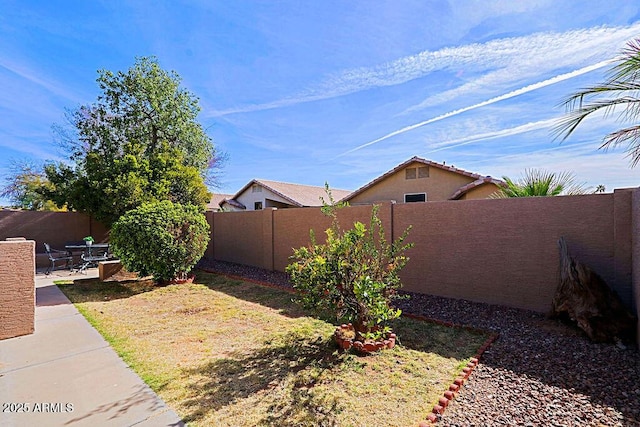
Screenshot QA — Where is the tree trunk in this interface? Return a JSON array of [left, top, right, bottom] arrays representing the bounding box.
[[551, 237, 636, 343]]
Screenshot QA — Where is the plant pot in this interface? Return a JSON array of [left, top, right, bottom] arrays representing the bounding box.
[[158, 273, 195, 286], [333, 324, 396, 354]]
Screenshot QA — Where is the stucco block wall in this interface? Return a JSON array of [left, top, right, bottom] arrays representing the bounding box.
[[0, 239, 35, 340], [211, 209, 272, 268], [394, 194, 621, 313], [208, 190, 638, 318], [0, 211, 108, 268], [272, 204, 391, 272]]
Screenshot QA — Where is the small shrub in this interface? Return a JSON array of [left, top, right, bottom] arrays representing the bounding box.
[[287, 195, 412, 341], [111, 201, 210, 282]]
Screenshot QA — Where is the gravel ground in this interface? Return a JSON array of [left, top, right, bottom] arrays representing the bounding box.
[[198, 260, 640, 427]]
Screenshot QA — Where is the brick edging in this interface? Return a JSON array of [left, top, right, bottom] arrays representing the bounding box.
[[402, 313, 499, 425], [198, 267, 500, 425]]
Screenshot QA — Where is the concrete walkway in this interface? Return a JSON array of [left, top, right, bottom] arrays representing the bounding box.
[[0, 270, 184, 427]]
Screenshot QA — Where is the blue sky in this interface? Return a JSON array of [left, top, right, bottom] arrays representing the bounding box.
[[2, 1, 640, 204]]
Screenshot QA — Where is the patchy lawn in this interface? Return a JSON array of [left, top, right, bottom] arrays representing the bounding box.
[[57, 271, 488, 427]]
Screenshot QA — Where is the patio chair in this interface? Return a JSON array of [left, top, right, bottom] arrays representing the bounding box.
[[44, 243, 74, 275]]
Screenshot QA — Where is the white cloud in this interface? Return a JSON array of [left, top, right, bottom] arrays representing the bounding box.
[[208, 22, 640, 118], [404, 24, 640, 113], [335, 60, 613, 157], [465, 142, 640, 189], [0, 58, 81, 103], [425, 118, 558, 153]]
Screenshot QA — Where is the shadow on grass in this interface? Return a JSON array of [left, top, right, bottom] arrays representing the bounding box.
[[195, 270, 489, 359], [179, 320, 486, 426], [57, 278, 157, 303], [180, 332, 345, 426], [194, 271, 308, 319]]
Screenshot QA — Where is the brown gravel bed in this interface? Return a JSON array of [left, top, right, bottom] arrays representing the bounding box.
[[198, 260, 640, 426]]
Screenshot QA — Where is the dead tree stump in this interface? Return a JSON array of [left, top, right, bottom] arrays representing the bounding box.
[[551, 237, 636, 343]]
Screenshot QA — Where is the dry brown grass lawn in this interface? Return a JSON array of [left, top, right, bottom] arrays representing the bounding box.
[[58, 271, 488, 427]]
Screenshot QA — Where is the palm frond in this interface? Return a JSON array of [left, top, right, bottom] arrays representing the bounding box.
[[494, 169, 587, 198], [555, 37, 640, 168], [602, 124, 640, 167]]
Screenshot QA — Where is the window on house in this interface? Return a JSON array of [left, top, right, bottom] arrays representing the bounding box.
[[252, 185, 262, 193], [404, 193, 426, 203], [405, 168, 416, 179], [418, 166, 429, 178], [254, 201, 263, 210]]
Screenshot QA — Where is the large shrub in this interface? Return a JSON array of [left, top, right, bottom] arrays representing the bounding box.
[[287, 202, 412, 341], [111, 201, 210, 281]]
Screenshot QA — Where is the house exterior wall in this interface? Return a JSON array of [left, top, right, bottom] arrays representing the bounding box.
[[236, 185, 293, 210], [348, 161, 475, 204], [459, 183, 502, 200], [0, 239, 35, 340]]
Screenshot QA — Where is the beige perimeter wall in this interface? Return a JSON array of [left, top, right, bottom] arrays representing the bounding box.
[[208, 189, 638, 317]]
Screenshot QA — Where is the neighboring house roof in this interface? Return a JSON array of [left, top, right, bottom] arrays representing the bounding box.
[[448, 176, 506, 200], [207, 193, 234, 210], [220, 198, 246, 210], [343, 156, 504, 202], [232, 179, 352, 208]]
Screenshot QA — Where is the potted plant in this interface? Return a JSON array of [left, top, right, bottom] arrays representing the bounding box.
[[83, 236, 94, 246], [287, 188, 412, 354]]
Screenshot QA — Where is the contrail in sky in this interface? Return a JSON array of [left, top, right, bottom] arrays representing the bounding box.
[[424, 118, 558, 154], [336, 59, 614, 158]]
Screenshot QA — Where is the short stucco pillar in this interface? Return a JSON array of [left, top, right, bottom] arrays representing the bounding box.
[[0, 238, 36, 340]]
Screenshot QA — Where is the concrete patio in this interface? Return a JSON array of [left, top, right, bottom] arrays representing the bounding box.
[[0, 269, 184, 427]]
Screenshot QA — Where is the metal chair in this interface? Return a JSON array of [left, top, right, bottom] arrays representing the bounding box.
[[43, 243, 74, 275]]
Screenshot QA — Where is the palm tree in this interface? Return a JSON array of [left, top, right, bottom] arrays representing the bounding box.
[[594, 184, 606, 193], [493, 169, 587, 198], [555, 38, 640, 167]]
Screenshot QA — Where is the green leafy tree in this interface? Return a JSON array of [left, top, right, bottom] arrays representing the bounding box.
[[43, 56, 220, 225], [0, 160, 62, 210], [110, 201, 210, 282], [556, 38, 640, 167], [493, 169, 587, 198]]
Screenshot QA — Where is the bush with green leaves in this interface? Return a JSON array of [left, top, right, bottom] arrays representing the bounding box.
[[287, 202, 412, 341], [111, 201, 210, 282]]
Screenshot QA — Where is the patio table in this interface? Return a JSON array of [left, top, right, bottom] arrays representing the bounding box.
[[64, 243, 110, 272]]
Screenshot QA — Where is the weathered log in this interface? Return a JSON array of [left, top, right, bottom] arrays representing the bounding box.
[[551, 237, 636, 343]]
